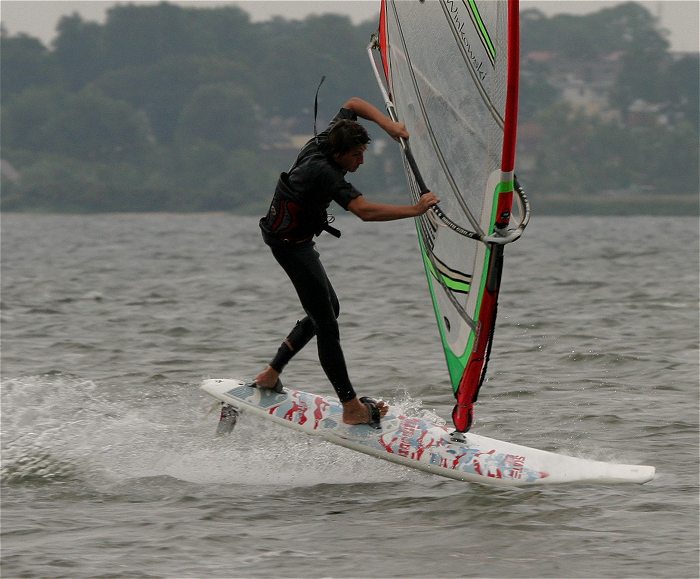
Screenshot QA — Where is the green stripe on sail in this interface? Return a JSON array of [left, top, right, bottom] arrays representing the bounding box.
[[415, 224, 478, 391], [444, 179, 507, 391], [422, 252, 471, 293], [464, 0, 496, 63], [415, 179, 511, 393]]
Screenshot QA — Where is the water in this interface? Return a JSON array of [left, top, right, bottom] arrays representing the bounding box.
[[1, 213, 698, 578]]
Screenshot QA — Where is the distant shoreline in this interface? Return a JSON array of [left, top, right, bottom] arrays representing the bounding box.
[[3, 197, 698, 217]]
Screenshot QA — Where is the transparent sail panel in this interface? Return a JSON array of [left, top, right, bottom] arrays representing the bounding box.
[[382, 0, 510, 388]]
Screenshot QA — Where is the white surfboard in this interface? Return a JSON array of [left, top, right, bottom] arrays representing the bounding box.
[[201, 378, 655, 487]]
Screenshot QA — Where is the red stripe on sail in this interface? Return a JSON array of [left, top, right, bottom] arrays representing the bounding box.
[[379, 0, 390, 83]]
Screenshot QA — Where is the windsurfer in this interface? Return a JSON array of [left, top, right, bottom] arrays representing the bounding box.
[[255, 96, 439, 426]]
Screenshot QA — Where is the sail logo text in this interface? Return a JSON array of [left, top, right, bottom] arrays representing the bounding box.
[[445, 0, 487, 81]]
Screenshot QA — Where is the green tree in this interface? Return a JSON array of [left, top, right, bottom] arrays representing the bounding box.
[[641, 122, 699, 194], [0, 32, 57, 100], [169, 140, 231, 195], [175, 83, 259, 150], [522, 2, 668, 58], [38, 89, 153, 163], [186, 5, 256, 59], [606, 3, 670, 113], [92, 56, 251, 143], [529, 103, 617, 194], [166, 143, 276, 212], [662, 55, 700, 127], [198, 148, 276, 212], [2, 155, 107, 212], [1, 1, 695, 214], [100, 2, 194, 70], [1, 154, 176, 212], [519, 67, 558, 119], [52, 13, 103, 90], [255, 14, 375, 118], [1, 87, 68, 153]]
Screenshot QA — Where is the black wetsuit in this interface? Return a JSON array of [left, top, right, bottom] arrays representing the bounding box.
[[259, 108, 362, 403]]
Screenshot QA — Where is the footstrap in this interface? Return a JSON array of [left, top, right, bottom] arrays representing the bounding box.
[[248, 380, 284, 393], [359, 396, 382, 430]]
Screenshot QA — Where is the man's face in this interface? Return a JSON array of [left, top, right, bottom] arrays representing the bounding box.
[[334, 145, 366, 172]]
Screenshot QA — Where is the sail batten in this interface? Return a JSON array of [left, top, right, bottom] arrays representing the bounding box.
[[370, 0, 527, 432]]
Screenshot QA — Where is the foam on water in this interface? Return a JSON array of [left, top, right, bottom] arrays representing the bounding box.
[[1, 375, 430, 491]]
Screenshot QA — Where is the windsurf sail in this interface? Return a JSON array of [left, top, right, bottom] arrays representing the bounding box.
[[368, 0, 530, 433]]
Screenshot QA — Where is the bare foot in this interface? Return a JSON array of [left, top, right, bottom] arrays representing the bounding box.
[[342, 397, 388, 425], [254, 365, 280, 389]]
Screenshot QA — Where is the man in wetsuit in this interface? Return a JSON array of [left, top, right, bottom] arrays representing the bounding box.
[[255, 97, 439, 427]]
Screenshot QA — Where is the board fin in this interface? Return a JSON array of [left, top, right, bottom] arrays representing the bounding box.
[[216, 403, 239, 435]]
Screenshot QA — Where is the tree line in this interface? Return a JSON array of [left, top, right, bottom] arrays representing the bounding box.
[[1, 1, 697, 214]]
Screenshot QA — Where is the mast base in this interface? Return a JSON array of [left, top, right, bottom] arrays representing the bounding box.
[[449, 431, 468, 444]]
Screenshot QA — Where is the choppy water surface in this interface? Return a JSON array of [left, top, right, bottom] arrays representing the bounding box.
[[1, 213, 698, 578]]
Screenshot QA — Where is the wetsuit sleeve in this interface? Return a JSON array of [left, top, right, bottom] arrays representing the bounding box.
[[333, 181, 362, 210], [314, 164, 361, 210]]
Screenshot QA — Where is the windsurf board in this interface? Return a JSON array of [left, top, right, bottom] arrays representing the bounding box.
[[202, 378, 655, 487]]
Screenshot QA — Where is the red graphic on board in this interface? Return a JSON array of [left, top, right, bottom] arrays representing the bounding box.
[[380, 434, 400, 453], [472, 449, 504, 478], [312, 396, 331, 429], [284, 392, 308, 425]]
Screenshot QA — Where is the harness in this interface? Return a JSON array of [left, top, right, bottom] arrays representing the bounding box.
[[261, 171, 341, 243]]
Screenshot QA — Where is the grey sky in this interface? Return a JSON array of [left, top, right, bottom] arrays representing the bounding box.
[[1, 0, 698, 52]]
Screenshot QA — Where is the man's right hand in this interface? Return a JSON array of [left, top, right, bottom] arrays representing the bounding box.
[[386, 120, 409, 141], [415, 192, 440, 214]]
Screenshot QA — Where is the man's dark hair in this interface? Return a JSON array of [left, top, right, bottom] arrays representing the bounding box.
[[327, 120, 371, 156]]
